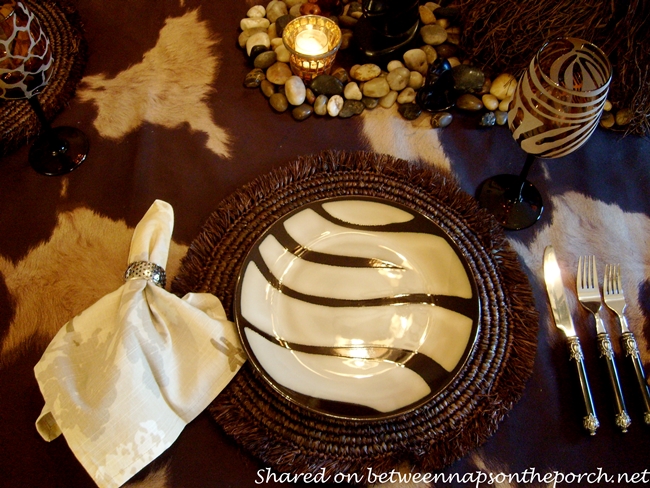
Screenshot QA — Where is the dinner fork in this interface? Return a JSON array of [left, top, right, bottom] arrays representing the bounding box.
[[604, 264, 650, 425], [577, 256, 631, 432]]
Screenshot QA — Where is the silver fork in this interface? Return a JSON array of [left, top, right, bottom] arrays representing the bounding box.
[[577, 256, 631, 432], [604, 264, 650, 425]]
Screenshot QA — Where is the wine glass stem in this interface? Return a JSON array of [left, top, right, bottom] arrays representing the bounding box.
[[508, 154, 536, 204], [28, 96, 52, 132]]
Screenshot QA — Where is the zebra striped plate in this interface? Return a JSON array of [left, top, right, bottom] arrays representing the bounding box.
[[235, 195, 480, 420]]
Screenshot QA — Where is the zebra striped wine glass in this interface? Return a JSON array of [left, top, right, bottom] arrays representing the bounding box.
[[476, 37, 612, 230]]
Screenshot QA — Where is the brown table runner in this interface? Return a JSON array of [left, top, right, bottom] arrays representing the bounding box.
[[172, 150, 539, 478], [0, 0, 87, 157]]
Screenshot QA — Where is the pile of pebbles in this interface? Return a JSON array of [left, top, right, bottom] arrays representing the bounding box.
[[240, 0, 620, 130]]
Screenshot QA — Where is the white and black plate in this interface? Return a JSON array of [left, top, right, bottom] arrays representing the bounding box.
[[234, 196, 480, 420]]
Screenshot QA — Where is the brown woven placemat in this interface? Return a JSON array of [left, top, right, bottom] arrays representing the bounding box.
[[0, 0, 87, 157], [172, 150, 539, 479]]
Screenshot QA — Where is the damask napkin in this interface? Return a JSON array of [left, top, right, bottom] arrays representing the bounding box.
[[34, 200, 246, 488]]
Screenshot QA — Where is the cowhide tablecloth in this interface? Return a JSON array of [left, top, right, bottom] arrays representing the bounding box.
[[1, 1, 649, 487]]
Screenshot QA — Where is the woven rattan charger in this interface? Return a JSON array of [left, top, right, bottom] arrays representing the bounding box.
[[0, 0, 86, 157], [172, 150, 539, 479]]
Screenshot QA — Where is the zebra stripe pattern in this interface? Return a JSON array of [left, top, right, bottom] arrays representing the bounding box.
[[509, 37, 612, 159], [235, 197, 479, 419]]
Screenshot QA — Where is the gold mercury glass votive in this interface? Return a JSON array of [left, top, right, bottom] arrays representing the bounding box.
[[282, 15, 342, 83]]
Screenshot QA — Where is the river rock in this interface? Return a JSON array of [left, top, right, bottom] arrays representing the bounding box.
[[387, 67, 410, 91], [398, 103, 422, 120], [244, 68, 266, 88], [479, 111, 496, 127], [420, 24, 447, 46], [247, 5, 266, 18], [434, 6, 460, 20], [292, 103, 313, 121], [615, 108, 633, 126], [499, 97, 512, 112], [362, 96, 379, 109], [305, 88, 316, 105], [434, 43, 457, 58], [387, 60, 405, 72], [331, 67, 349, 84], [421, 45, 438, 64], [327, 94, 344, 116], [311, 74, 344, 96], [456, 93, 483, 111], [452, 64, 485, 93], [254, 50, 277, 69], [239, 27, 265, 48], [351, 63, 381, 82], [403, 49, 428, 75], [285, 76, 306, 105], [275, 15, 293, 37], [249, 44, 268, 60], [397, 87, 417, 104], [599, 111, 615, 128], [490, 73, 517, 100], [267, 0, 289, 22], [285, 0, 307, 7], [260, 79, 275, 97], [246, 31, 270, 56], [419, 5, 436, 24], [339, 100, 365, 118], [430, 111, 452, 128], [344, 82, 363, 100], [269, 92, 289, 112], [495, 110, 508, 125], [241, 17, 270, 31], [266, 62, 293, 85], [362, 77, 390, 98], [314, 94, 328, 115], [379, 91, 398, 108], [482, 93, 499, 111], [275, 44, 290, 63], [409, 71, 424, 89]]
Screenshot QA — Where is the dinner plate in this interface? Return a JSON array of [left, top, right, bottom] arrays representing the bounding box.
[[234, 196, 480, 420]]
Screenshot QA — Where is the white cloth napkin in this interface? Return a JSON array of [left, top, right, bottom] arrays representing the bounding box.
[[34, 200, 246, 488]]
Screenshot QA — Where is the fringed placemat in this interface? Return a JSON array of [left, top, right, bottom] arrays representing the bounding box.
[[0, 0, 87, 157], [172, 150, 539, 478]]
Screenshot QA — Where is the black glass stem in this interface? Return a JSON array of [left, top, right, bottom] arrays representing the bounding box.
[[475, 153, 543, 231], [27, 96, 89, 176]]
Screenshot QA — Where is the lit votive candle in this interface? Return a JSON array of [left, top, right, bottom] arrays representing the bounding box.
[[294, 28, 328, 56]]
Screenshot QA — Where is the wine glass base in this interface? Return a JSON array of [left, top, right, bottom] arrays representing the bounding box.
[[29, 126, 89, 176], [476, 174, 543, 231]]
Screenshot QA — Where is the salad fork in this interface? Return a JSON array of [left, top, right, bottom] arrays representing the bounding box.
[[604, 264, 650, 425], [577, 256, 631, 432]]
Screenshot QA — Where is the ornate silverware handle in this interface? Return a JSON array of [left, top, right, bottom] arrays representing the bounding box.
[[621, 331, 650, 425], [598, 332, 631, 432], [568, 336, 599, 435]]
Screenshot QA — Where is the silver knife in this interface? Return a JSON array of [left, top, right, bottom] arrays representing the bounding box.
[[544, 245, 599, 435]]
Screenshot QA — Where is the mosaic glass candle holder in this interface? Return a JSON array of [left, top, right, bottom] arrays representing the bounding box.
[[282, 15, 342, 82]]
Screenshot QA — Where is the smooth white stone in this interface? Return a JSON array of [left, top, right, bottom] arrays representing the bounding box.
[[327, 94, 344, 116], [247, 5, 266, 18], [499, 96, 513, 112], [241, 17, 270, 31], [386, 67, 410, 91], [397, 87, 417, 104], [270, 37, 283, 49], [409, 71, 424, 89], [246, 31, 271, 56], [285, 76, 306, 105], [238, 27, 266, 48], [362, 77, 390, 98], [267, 23, 277, 39], [289, 4, 302, 16], [266, 0, 288, 23], [344, 82, 363, 100], [351, 63, 382, 82], [275, 44, 291, 63], [387, 60, 405, 72], [379, 90, 398, 108], [403, 48, 428, 75]]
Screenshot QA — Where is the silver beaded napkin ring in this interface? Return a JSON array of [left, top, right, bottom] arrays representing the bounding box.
[[124, 261, 167, 288]]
